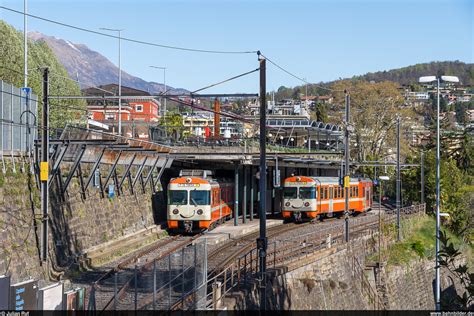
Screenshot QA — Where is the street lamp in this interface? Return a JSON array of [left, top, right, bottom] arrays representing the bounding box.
[[150, 66, 167, 116], [419, 74, 459, 311], [100, 28, 124, 136]]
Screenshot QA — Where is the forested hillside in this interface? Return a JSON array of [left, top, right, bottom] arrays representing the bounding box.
[[273, 61, 474, 101], [355, 61, 474, 86], [0, 20, 86, 128]]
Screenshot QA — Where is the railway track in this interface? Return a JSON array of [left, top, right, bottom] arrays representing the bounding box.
[[206, 221, 312, 275], [87, 234, 200, 311]]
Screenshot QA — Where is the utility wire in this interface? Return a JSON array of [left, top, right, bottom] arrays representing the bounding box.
[[260, 53, 345, 92], [1, 6, 257, 54], [191, 68, 259, 94]]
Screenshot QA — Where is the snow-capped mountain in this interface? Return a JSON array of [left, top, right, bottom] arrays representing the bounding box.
[[28, 31, 188, 95]]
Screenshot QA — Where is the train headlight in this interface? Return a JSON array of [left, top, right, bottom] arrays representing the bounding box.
[[197, 209, 203, 215], [304, 202, 310, 207], [285, 202, 290, 207], [172, 209, 179, 215]]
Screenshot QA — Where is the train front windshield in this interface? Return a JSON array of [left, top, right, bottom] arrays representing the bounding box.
[[283, 187, 317, 199], [190, 190, 210, 205], [169, 190, 188, 205], [299, 187, 316, 199], [283, 187, 297, 199]]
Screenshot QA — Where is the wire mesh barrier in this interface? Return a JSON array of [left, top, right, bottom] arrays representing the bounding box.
[[0, 80, 38, 157], [87, 241, 208, 311], [205, 204, 426, 309]]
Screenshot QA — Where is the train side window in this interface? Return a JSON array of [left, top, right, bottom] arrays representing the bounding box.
[[356, 187, 359, 197]]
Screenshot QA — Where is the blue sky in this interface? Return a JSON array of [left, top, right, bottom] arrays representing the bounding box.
[[1, 0, 473, 93]]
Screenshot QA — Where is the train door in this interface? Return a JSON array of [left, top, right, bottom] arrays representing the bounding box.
[[328, 186, 334, 216], [365, 185, 371, 209], [219, 187, 223, 219]]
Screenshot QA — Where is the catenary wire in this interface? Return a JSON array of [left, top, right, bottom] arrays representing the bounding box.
[[191, 68, 259, 94], [1, 6, 258, 55], [260, 53, 345, 92]]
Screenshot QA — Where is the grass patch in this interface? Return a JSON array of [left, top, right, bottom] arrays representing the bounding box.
[[373, 215, 472, 267]]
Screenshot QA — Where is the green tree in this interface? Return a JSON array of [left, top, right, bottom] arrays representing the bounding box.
[[402, 149, 474, 241], [314, 102, 328, 122], [454, 102, 468, 124], [438, 230, 474, 310], [159, 113, 183, 140], [0, 20, 86, 128], [331, 80, 414, 161]]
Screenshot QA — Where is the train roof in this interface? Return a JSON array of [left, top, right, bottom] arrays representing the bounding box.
[[169, 176, 233, 186], [284, 176, 372, 184]]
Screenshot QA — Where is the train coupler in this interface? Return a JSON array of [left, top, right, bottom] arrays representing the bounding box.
[[183, 221, 193, 233], [293, 212, 302, 222]]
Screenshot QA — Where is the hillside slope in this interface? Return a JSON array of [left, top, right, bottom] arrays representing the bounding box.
[[355, 61, 474, 86], [0, 20, 85, 128], [28, 31, 188, 95]]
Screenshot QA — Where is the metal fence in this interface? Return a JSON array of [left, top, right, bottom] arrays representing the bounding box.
[[88, 241, 208, 311], [0, 80, 38, 156], [206, 204, 426, 309]]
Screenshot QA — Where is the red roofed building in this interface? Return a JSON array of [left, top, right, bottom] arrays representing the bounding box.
[[83, 84, 161, 139]]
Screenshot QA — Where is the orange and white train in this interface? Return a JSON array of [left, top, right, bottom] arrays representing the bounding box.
[[167, 170, 234, 233], [282, 176, 373, 221]]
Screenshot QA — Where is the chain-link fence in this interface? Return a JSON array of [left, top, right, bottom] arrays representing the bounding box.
[[0, 80, 38, 156], [88, 240, 208, 311]]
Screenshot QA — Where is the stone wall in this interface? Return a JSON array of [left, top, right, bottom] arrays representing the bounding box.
[[0, 162, 46, 283], [228, 236, 379, 310], [384, 258, 465, 310], [229, 234, 466, 310], [0, 161, 158, 283]]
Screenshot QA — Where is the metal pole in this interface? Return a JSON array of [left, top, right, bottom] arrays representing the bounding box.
[[118, 30, 122, 136], [153, 259, 156, 310], [421, 151, 425, 205], [168, 254, 172, 309], [24, 0, 27, 88], [114, 272, 118, 311], [193, 244, 197, 307], [435, 78, 441, 311], [134, 265, 138, 311], [378, 182, 382, 267], [181, 247, 185, 306], [243, 166, 247, 224], [234, 166, 239, 226], [40, 68, 49, 262], [396, 115, 401, 241], [250, 166, 254, 221], [257, 51, 267, 311], [344, 92, 350, 243], [164, 68, 167, 117]]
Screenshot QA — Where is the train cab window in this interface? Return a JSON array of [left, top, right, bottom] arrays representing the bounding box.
[[169, 190, 188, 205], [190, 190, 210, 205], [283, 187, 297, 199], [299, 187, 316, 199], [355, 187, 359, 197]]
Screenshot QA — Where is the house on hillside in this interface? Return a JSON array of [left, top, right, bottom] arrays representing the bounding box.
[[83, 84, 161, 139]]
